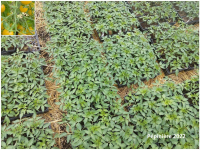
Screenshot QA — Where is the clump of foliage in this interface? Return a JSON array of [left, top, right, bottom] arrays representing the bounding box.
[[150, 22, 199, 75], [85, 1, 139, 36], [1, 52, 49, 124], [43, 1, 93, 40], [62, 98, 132, 149], [1, 36, 32, 51], [128, 1, 178, 28], [53, 38, 118, 109], [1, 117, 56, 149], [183, 75, 199, 109], [124, 78, 199, 149], [61, 77, 199, 149], [102, 29, 161, 86], [43, 1, 199, 149], [174, 1, 199, 22]]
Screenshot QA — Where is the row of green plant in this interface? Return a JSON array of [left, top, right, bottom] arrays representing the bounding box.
[[44, 1, 162, 86], [1, 40, 49, 124], [102, 30, 160, 85], [45, 1, 198, 77], [44, 1, 93, 41], [124, 76, 199, 149], [127, 1, 199, 27], [1, 117, 56, 149], [44, 2, 125, 148], [173, 1, 199, 20], [43, 1, 199, 149], [128, 1, 178, 24], [1, 35, 48, 124], [63, 78, 199, 148], [85, 1, 199, 35], [0, 35, 60, 148], [149, 22, 199, 75], [1, 36, 32, 51], [1, 38, 57, 148], [183, 76, 199, 109], [85, 1, 139, 36]]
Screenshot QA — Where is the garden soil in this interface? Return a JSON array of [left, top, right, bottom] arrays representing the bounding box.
[[33, 1, 199, 148]]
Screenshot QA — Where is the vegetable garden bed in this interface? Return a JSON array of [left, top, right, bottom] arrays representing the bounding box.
[[86, 1, 140, 42], [102, 31, 161, 87], [126, 1, 179, 31], [150, 22, 199, 75], [1, 117, 55, 149], [173, 1, 199, 25], [1, 51, 49, 124], [1, 1, 199, 149], [182, 77, 199, 108], [123, 77, 199, 148]]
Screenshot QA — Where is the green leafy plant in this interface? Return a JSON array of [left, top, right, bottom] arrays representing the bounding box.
[[53, 38, 119, 111], [1, 117, 56, 149], [182, 75, 199, 109], [125, 78, 199, 149], [61, 99, 134, 149], [174, 1, 199, 22], [43, 1, 199, 149], [102, 29, 161, 86], [43, 1, 93, 40], [1, 36, 32, 52], [128, 1, 178, 30], [150, 22, 199, 75], [1, 52, 49, 124], [85, 1, 139, 36]]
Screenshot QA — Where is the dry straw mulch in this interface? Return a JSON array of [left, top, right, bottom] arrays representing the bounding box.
[[35, 2, 71, 149], [35, 1, 199, 148]]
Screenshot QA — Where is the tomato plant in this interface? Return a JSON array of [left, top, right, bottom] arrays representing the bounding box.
[[1, 117, 56, 149], [1, 51, 49, 124], [43, 1, 199, 149], [1, 1, 35, 35]]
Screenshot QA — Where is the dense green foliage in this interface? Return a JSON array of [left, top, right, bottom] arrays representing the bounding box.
[[102, 30, 160, 85], [44, 1, 93, 40], [1, 1, 198, 149], [125, 78, 199, 149], [183, 75, 199, 109], [44, 1, 160, 86], [85, 1, 139, 35], [1, 52, 48, 124], [43, 1, 199, 149], [1, 36, 32, 51], [150, 22, 199, 75], [128, 1, 178, 27], [174, 1, 199, 20], [1, 117, 56, 149]]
